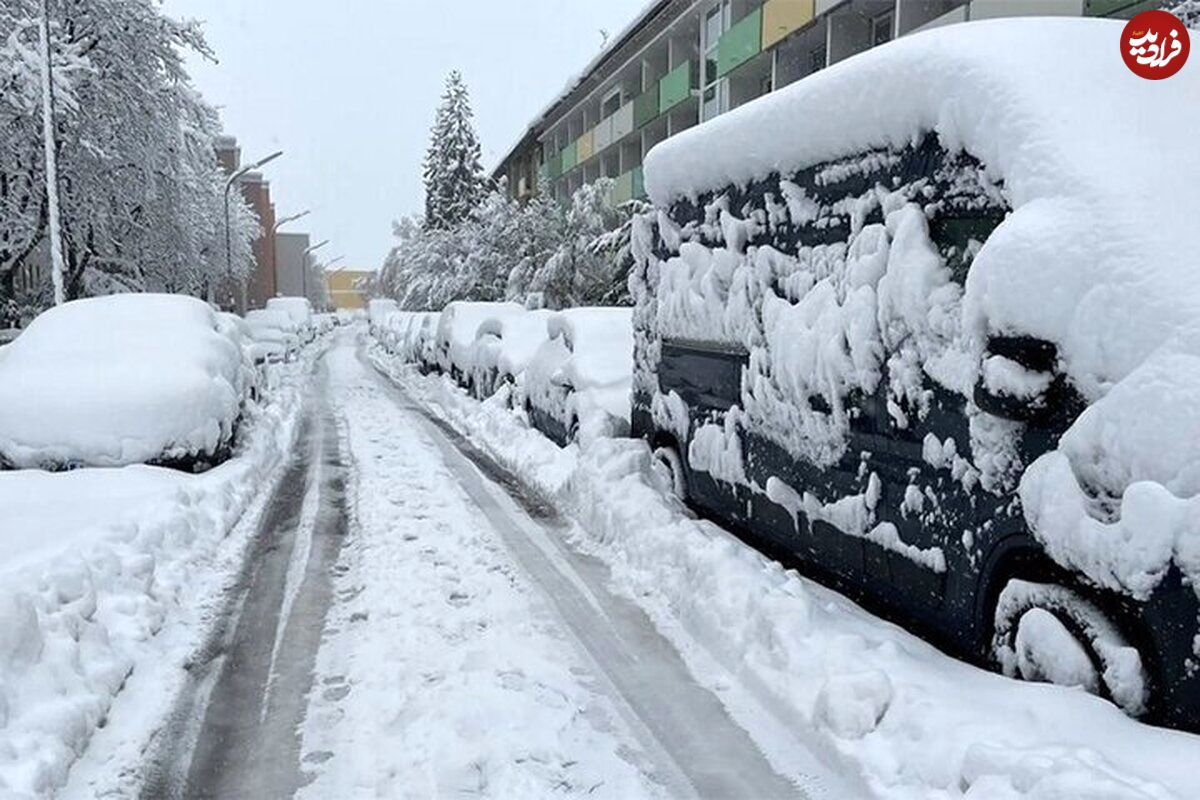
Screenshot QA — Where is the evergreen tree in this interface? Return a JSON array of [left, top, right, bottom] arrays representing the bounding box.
[[422, 71, 486, 230]]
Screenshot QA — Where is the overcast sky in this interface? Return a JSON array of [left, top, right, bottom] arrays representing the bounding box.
[[161, 0, 650, 270]]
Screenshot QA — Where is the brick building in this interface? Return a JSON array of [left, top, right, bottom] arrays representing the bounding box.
[[214, 135, 278, 312]]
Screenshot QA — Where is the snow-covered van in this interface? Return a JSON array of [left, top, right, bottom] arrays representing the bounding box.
[[631, 18, 1200, 730], [525, 307, 633, 446]]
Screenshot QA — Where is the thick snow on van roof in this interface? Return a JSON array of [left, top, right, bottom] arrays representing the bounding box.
[[645, 18, 1200, 386], [644, 17, 1200, 601]]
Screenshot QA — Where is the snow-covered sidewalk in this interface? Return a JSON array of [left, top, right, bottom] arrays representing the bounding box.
[[298, 343, 674, 798], [372, 346, 1200, 800]]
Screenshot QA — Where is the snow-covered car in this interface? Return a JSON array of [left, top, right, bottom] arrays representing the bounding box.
[[314, 311, 337, 335], [435, 301, 524, 380], [244, 308, 300, 364], [0, 294, 247, 470], [368, 298, 399, 338], [633, 18, 1200, 730], [525, 308, 633, 446], [265, 297, 316, 343], [464, 309, 553, 401]]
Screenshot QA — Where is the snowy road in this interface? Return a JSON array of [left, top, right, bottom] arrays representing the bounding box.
[[144, 329, 838, 799]]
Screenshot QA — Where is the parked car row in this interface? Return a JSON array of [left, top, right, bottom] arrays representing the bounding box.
[[0, 294, 328, 472], [373, 302, 634, 446]]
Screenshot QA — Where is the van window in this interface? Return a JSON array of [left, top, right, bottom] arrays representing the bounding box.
[[659, 339, 747, 412]]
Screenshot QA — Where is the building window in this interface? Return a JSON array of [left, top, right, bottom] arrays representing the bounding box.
[[601, 87, 622, 118], [701, 2, 730, 122], [872, 11, 893, 47], [810, 45, 827, 74]]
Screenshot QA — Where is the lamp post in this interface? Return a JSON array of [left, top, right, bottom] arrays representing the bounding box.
[[39, 0, 65, 305], [221, 149, 283, 304], [302, 239, 329, 301], [271, 210, 310, 296]]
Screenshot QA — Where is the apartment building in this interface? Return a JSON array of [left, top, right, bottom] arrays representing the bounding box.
[[493, 0, 1156, 206], [326, 269, 374, 311]]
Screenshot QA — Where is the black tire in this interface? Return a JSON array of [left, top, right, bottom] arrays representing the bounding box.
[[991, 578, 1148, 716]]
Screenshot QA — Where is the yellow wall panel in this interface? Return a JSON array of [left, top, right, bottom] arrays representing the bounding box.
[[577, 130, 595, 162], [762, 0, 814, 50]]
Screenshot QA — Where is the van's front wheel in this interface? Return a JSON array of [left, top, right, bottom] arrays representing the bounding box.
[[991, 578, 1148, 716], [652, 445, 688, 502]]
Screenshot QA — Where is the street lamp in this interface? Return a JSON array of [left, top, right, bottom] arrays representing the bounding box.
[[221, 149, 283, 304], [301, 239, 329, 300], [271, 210, 310, 296], [272, 209, 310, 235]]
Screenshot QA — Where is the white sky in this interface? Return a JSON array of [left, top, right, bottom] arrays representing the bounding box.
[[161, 0, 651, 271]]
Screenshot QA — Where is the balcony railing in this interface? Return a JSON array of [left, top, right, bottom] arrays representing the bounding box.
[[717, 8, 763, 76]]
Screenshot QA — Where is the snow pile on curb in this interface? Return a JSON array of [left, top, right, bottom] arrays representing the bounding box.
[[374, 352, 1200, 800], [0, 348, 318, 798]]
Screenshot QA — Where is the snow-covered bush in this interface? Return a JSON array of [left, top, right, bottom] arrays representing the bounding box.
[[0, 294, 247, 469]]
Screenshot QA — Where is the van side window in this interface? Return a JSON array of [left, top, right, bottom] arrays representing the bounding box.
[[659, 340, 748, 412]]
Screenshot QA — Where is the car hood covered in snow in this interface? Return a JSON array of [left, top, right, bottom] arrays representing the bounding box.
[[0, 294, 246, 469], [643, 18, 1200, 598]]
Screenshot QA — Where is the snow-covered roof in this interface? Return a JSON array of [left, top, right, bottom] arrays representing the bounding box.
[[489, 0, 671, 175]]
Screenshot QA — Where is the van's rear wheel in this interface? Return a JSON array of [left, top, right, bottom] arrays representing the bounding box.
[[992, 579, 1148, 716], [652, 446, 688, 501]]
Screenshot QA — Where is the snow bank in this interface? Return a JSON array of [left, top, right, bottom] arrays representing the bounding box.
[[0, 342, 316, 797], [375, 357, 1200, 800], [642, 17, 1200, 599], [0, 295, 247, 470]]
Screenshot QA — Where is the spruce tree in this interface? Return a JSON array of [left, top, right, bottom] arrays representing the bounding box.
[[422, 71, 486, 230]]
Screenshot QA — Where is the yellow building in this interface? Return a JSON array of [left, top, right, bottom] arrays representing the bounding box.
[[326, 269, 374, 310]]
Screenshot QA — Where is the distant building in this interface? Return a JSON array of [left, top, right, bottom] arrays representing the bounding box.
[[493, 0, 1156, 207], [275, 231, 311, 298], [214, 135, 277, 312], [326, 270, 373, 310]]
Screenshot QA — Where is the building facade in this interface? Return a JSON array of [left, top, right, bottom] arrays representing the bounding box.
[[326, 270, 374, 310], [493, 0, 1156, 206], [275, 231, 312, 299]]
